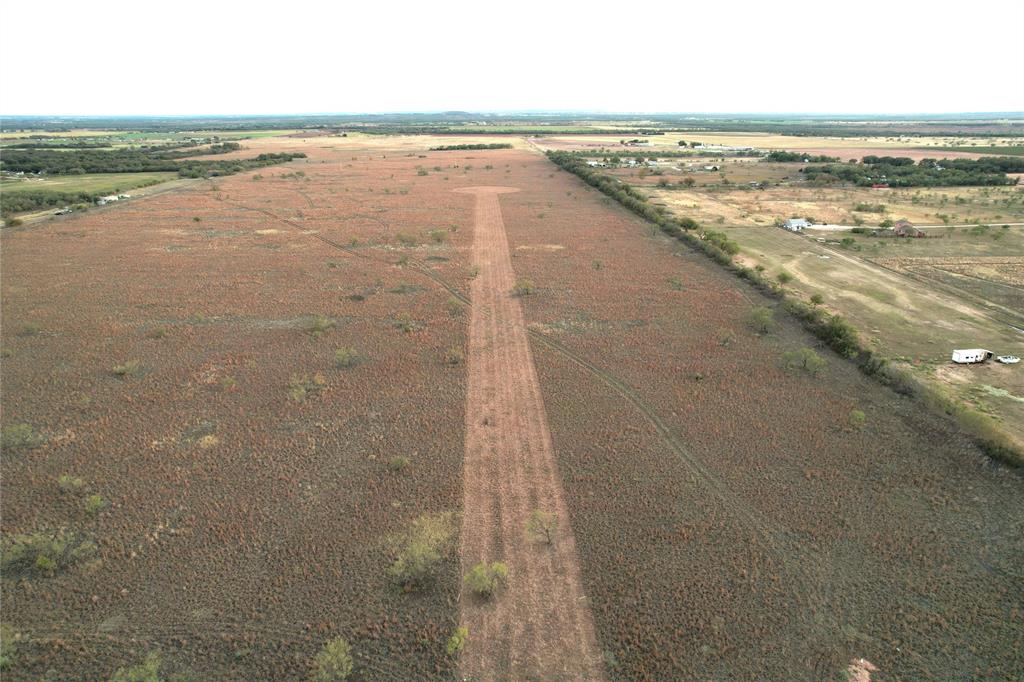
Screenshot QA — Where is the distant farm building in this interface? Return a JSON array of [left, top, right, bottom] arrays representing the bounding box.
[[893, 220, 925, 238], [782, 218, 810, 231]]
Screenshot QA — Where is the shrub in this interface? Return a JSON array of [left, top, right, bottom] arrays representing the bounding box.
[[0, 529, 96, 577], [464, 561, 508, 598], [446, 296, 463, 316], [525, 510, 557, 545], [850, 409, 866, 428], [388, 512, 456, 590], [288, 373, 327, 402], [446, 627, 468, 657], [810, 293, 824, 306], [444, 347, 464, 365], [334, 347, 359, 369], [781, 347, 827, 376], [1, 423, 46, 452], [512, 279, 535, 296], [109, 651, 162, 682], [5, 218, 24, 227], [393, 313, 421, 333], [777, 271, 793, 284], [428, 229, 447, 244], [389, 456, 409, 472], [313, 637, 353, 681], [745, 306, 775, 335], [307, 315, 336, 338], [1, 623, 16, 670], [18, 323, 40, 337], [85, 494, 107, 515], [58, 474, 85, 492], [112, 360, 143, 378]]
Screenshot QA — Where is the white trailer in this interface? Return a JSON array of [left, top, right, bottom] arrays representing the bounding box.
[[951, 349, 992, 364]]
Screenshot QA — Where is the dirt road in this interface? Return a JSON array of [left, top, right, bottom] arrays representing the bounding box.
[[455, 186, 604, 681]]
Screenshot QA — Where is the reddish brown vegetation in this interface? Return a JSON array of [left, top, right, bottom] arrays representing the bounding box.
[[2, 140, 1021, 680]]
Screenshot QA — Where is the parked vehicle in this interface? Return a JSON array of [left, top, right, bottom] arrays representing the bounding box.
[[996, 355, 1020, 364], [951, 349, 992, 364]]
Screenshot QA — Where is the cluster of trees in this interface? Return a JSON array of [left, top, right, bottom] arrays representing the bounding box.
[[2, 149, 305, 215], [0, 142, 244, 175], [429, 143, 512, 151], [764, 151, 840, 162], [803, 156, 1022, 187]]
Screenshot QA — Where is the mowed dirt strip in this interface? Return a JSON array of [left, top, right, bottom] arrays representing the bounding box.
[[455, 186, 604, 680]]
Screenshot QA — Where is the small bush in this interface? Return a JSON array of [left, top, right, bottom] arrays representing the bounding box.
[[0, 529, 96, 577], [444, 347, 464, 365], [58, 474, 86, 492], [464, 561, 508, 598], [288, 373, 327, 402], [428, 229, 447, 244], [781, 347, 827, 376], [849, 409, 866, 428], [446, 627, 468, 657], [1, 423, 46, 452], [111, 360, 142, 378], [393, 313, 421, 333], [307, 315, 337, 338], [745, 306, 775, 335], [18, 323, 40, 337], [85, 494, 107, 515], [810, 293, 824, 306], [313, 637, 353, 681], [109, 651, 162, 682], [389, 456, 409, 472], [446, 296, 463, 316], [334, 347, 360, 369], [512, 279, 535, 296], [1, 623, 17, 670], [525, 510, 557, 545], [777, 271, 794, 285], [388, 512, 457, 590], [5, 218, 24, 228]]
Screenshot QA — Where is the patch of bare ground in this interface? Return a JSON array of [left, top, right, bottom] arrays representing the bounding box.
[[455, 186, 604, 680]]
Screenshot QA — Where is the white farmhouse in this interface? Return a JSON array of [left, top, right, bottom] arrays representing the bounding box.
[[782, 218, 810, 231]]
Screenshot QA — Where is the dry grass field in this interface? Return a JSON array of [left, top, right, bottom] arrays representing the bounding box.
[[2, 136, 1022, 680]]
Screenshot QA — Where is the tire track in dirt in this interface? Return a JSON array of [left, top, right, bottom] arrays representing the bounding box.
[[455, 186, 605, 681]]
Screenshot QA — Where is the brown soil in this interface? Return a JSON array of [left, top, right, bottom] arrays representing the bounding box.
[[455, 186, 604, 680]]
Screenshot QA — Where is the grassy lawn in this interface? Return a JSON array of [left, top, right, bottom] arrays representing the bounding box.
[[1, 172, 177, 196]]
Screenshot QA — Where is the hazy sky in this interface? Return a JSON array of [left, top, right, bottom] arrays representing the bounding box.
[[3, 0, 1022, 116]]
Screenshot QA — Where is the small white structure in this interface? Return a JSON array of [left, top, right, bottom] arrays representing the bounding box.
[[783, 218, 810, 231], [952, 349, 992, 364]]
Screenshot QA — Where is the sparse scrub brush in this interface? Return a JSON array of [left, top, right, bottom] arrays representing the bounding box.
[[745, 306, 775, 335], [781, 347, 827, 376], [307, 315, 336, 338], [388, 512, 456, 590], [109, 651, 162, 682], [464, 561, 508, 598], [512, 279, 535, 296], [313, 637, 353, 681], [525, 510, 557, 545], [334, 347, 359, 369], [1, 423, 46, 452], [111, 360, 143, 378], [446, 627, 468, 657], [444, 347, 464, 365]]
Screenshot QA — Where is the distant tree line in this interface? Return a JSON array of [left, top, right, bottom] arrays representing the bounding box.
[[803, 156, 1023, 187], [2, 148, 306, 215], [0, 142, 243, 175], [764, 151, 840, 162], [429, 143, 512, 150]]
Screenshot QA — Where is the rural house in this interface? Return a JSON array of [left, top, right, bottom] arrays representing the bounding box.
[[782, 218, 810, 231]]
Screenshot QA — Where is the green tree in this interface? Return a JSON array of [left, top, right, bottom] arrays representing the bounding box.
[[745, 306, 775, 335]]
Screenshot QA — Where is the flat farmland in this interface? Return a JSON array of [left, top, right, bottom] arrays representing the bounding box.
[[2, 138, 1022, 680]]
